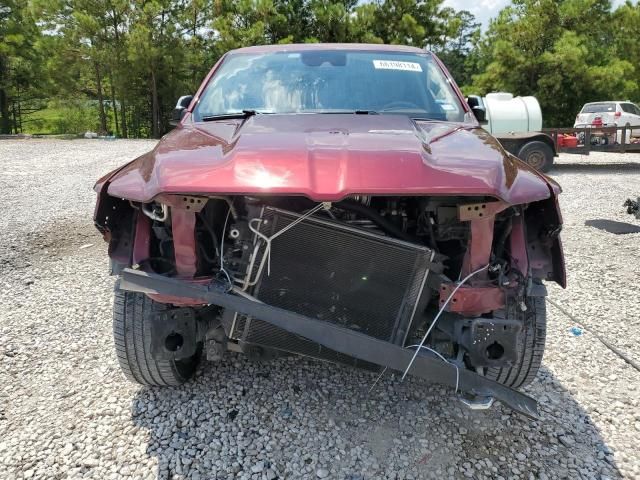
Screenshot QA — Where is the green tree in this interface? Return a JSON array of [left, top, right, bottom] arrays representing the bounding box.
[[306, 0, 356, 42], [211, 0, 286, 52], [0, 1, 46, 134], [435, 10, 481, 87], [350, 3, 384, 44], [102, 0, 132, 137], [175, 0, 217, 91], [35, 0, 121, 134], [470, 0, 637, 126], [367, 0, 453, 47], [1, 0, 505, 137], [612, 1, 640, 99]]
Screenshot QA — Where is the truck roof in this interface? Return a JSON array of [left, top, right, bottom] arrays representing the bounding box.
[[229, 43, 427, 55]]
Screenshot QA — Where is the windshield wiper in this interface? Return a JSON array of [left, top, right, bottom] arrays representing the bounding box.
[[201, 110, 379, 120], [309, 110, 380, 115], [201, 109, 262, 122]]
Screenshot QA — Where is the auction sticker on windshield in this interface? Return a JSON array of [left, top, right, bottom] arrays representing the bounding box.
[[373, 60, 422, 72]]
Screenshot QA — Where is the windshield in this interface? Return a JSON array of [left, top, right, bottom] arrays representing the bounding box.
[[581, 103, 616, 113], [193, 50, 466, 122]]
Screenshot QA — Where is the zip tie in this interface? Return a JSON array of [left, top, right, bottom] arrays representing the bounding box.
[[401, 264, 490, 381]]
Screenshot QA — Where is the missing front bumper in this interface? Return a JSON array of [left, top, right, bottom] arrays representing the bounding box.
[[118, 268, 539, 418]]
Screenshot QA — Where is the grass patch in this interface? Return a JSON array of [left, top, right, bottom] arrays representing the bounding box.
[[21, 99, 119, 136]]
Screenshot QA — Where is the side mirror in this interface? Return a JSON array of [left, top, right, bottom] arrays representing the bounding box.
[[170, 95, 193, 126], [466, 95, 487, 123], [472, 105, 487, 123]]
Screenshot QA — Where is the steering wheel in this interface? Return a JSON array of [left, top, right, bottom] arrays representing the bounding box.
[[379, 101, 422, 112]]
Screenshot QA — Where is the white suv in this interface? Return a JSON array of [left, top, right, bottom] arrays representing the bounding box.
[[574, 101, 640, 140]]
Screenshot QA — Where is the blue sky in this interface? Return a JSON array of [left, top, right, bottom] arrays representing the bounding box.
[[442, 0, 633, 28]]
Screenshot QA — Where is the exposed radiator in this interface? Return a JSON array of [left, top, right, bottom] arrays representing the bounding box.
[[231, 207, 434, 365]]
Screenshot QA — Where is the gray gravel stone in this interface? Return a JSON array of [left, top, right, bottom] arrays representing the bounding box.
[[316, 468, 330, 478], [251, 461, 265, 473]]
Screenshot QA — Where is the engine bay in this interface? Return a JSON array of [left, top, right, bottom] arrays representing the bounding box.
[[96, 193, 561, 374]]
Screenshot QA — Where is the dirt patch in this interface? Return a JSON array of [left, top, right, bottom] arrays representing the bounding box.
[[0, 218, 102, 273]]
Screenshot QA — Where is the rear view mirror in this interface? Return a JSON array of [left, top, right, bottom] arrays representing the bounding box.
[[301, 51, 347, 66], [170, 95, 193, 126]]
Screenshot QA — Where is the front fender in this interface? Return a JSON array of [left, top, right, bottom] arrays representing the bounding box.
[[525, 194, 566, 288]]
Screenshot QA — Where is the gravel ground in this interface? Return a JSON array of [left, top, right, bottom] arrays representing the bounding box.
[[0, 139, 639, 480]]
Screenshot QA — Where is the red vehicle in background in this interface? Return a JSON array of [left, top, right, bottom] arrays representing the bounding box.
[[94, 44, 565, 417]]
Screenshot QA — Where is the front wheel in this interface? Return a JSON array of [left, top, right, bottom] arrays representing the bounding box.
[[113, 287, 201, 386], [518, 141, 554, 173], [485, 297, 546, 389]]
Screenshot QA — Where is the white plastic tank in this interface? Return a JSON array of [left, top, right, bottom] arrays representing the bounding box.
[[484, 92, 542, 135]]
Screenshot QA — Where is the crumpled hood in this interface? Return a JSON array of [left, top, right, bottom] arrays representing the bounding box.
[[103, 114, 558, 205]]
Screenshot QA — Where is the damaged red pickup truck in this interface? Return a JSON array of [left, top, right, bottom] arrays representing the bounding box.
[[94, 44, 565, 417]]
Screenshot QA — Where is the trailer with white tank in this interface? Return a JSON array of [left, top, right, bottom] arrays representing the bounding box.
[[467, 93, 557, 172]]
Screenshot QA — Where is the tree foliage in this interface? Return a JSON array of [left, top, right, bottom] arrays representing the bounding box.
[[1, 0, 638, 135], [0, 0, 48, 134], [470, 0, 638, 126]]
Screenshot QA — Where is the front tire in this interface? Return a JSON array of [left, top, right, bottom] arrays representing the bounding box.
[[113, 287, 200, 386], [485, 297, 546, 389]]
